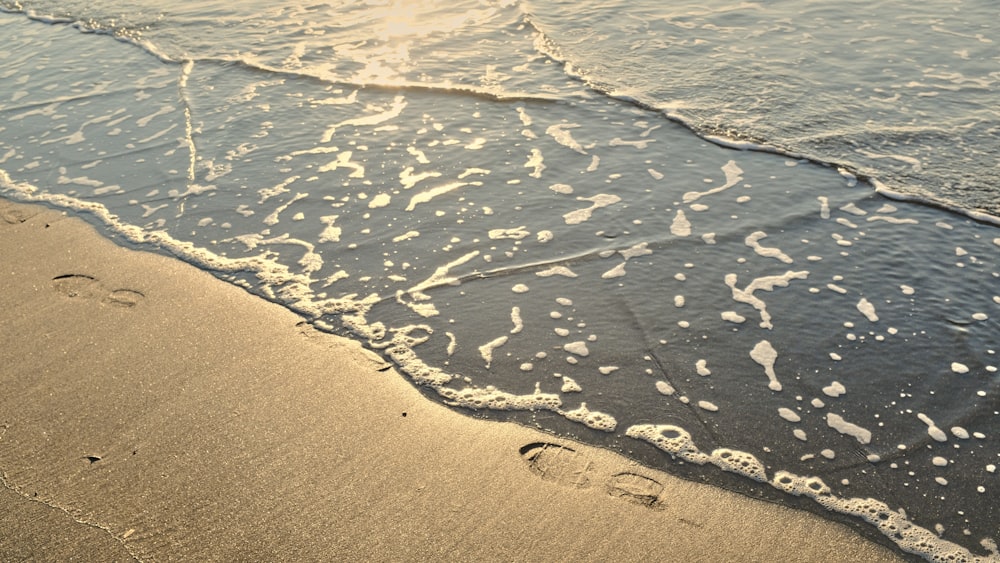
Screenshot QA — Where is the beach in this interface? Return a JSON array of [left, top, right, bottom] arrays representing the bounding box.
[[0, 198, 904, 561]]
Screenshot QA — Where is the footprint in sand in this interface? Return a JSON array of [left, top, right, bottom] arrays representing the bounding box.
[[520, 442, 593, 488], [520, 442, 666, 508], [51, 274, 145, 308], [0, 203, 38, 225], [607, 472, 665, 508]]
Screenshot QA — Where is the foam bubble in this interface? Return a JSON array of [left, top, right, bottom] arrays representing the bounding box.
[[868, 215, 918, 225], [818, 196, 831, 219], [440, 384, 561, 412], [725, 271, 809, 329], [917, 413, 949, 442], [625, 424, 709, 464], [563, 193, 621, 225], [510, 307, 523, 334], [525, 148, 544, 178], [840, 203, 867, 216], [771, 470, 831, 496], [856, 298, 879, 322], [620, 241, 652, 260], [368, 193, 391, 208], [710, 448, 766, 481], [745, 231, 793, 263], [822, 381, 847, 398], [826, 413, 872, 444], [655, 381, 675, 396], [932, 456, 949, 467], [697, 400, 719, 412], [405, 181, 469, 211], [546, 123, 587, 154], [562, 402, 617, 432], [681, 160, 743, 203], [561, 376, 582, 393], [778, 408, 801, 422], [489, 226, 530, 240], [749, 340, 782, 391], [696, 359, 711, 376], [670, 209, 691, 237], [721, 311, 746, 324], [512, 283, 529, 293], [478, 336, 508, 369], [951, 362, 970, 374], [563, 341, 590, 357]]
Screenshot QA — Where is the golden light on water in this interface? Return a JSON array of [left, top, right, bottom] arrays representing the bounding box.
[[362, 1, 486, 84], [381, 1, 437, 40]]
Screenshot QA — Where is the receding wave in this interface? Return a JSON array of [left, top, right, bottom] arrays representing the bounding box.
[[520, 0, 1000, 222]]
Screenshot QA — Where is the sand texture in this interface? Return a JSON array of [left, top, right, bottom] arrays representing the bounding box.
[[0, 199, 903, 562]]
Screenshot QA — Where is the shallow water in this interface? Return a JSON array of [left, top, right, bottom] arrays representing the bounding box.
[[1, 2, 998, 560]]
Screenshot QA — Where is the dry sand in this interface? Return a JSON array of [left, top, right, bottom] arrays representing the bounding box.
[[0, 198, 903, 562]]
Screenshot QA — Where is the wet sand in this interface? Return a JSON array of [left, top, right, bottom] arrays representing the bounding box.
[[0, 198, 903, 562]]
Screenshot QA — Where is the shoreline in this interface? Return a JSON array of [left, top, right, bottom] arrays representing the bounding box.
[[0, 198, 902, 562]]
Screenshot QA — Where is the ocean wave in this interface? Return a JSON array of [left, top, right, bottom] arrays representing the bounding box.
[[520, 0, 1000, 223]]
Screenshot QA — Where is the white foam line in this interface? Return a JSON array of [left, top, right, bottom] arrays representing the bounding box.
[[546, 123, 587, 154], [744, 231, 793, 264], [406, 250, 480, 302], [872, 179, 1000, 227], [405, 181, 467, 211], [725, 271, 810, 329], [0, 171, 340, 312], [626, 423, 985, 561], [263, 192, 309, 226], [320, 95, 407, 143], [682, 160, 743, 203], [178, 59, 197, 183]]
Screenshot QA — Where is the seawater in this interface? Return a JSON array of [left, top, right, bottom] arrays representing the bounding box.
[[0, 1, 998, 560]]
